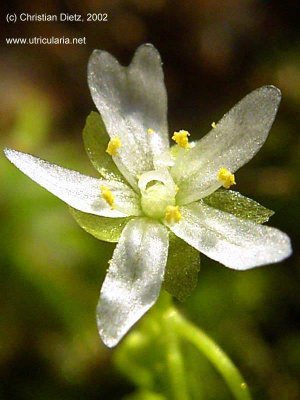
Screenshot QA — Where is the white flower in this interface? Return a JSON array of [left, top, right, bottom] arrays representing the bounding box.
[[4, 44, 292, 348]]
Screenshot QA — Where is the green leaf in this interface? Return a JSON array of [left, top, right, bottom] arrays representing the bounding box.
[[82, 111, 124, 181], [203, 188, 274, 224], [163, 233, 200, 302], [69, 207, 131, 243]]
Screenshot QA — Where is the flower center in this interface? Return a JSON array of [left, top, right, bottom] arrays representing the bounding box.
[[138, 169, 178, 220], [141, 182, 175, 219]]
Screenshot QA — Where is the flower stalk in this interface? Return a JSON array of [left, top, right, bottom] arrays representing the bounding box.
[[171, 309, 252, 400], [163, 310, 189, 400], [119, 292, 252, 399]]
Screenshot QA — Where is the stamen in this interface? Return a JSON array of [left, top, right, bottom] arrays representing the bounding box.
[[100, 185, 115, 208], [211, 122, 217, 128], [172, 130, 190, 149], [147, 128, 155, 135], [217, 167, 236, 189], [165, 205, 182, 224], [106, 137, 121, 156]]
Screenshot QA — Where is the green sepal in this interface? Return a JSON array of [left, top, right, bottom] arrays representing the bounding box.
[[163, 233, 200, 302], [82, 111, 125, 181], [69, 207, 131, 243], [203, 188, 274, 224]]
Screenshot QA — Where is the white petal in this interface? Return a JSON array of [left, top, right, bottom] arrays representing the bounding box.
[[88, 44, 169, 188], [166, 201, 291, 270], [153, 149, 175, 169], [4, 148, 141, 217], [97, 218, 169, 347], [172, 86, 282, 204]]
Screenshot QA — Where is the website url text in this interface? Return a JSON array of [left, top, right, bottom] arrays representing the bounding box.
[[6, 36, 86, 45]]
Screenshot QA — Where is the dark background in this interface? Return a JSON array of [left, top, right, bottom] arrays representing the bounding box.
[[1, 1, 299, 399]]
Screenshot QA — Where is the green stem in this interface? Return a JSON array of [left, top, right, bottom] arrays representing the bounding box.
[[116, 351, 154, 389], [172, 310, 252, 400], [163, 309, 190, 400]]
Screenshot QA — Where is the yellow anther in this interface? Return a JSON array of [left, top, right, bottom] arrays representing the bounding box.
[[100, 185, 115, 208], [165, 205, 182, 224], [211, 122, 217, 129], [147, 128, 155, 135], [175, 185, 179, 193], [217, 167, 236, 189], [172, 130, 190, 149], [106, 137, 121, 156]]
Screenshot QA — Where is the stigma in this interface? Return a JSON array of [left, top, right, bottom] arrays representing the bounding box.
[[100, 185, 115, 208], [165, 205, 182, 224], [217, 167, 236, 189], [172, 130, 190, 149], [106, 137, 121, 156]]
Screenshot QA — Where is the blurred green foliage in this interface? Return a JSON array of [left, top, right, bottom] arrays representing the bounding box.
[[1, 0, 300, 399]]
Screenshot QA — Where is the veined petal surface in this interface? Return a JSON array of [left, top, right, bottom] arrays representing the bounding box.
[[88, 44, 169, 188], [166, 202, 291, 270], [97, 218, 169, 347], [4, 148, 141, 217], [172, 86, 282, 204]]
